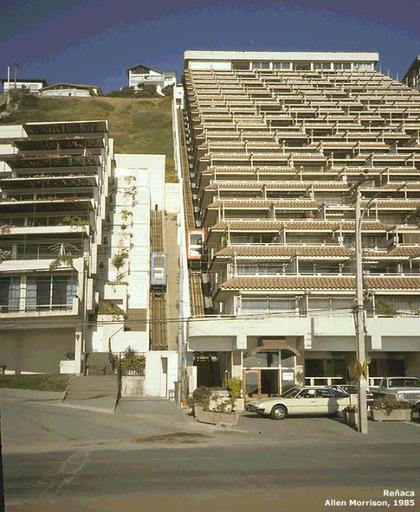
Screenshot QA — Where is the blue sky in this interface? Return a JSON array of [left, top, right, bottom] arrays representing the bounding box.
[[0, 0, 419, 92]]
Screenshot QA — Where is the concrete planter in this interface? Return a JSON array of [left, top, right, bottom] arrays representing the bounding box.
[[343, 410, 358, 428], [194, 406, 241, 428], [233, 398, 245, 412], [121, 376, 145, 398], [211, 390, 230, 398], [372, 409, 411, 422], [208, 396, 233, 412]]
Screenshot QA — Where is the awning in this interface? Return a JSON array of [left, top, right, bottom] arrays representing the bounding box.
[[247, 339, 300, 356]]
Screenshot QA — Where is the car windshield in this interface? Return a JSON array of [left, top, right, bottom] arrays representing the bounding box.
[[281, 388, 301, 398], [388, 378, 420, 388]]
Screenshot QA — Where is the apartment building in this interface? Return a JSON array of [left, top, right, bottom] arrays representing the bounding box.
[[183, 51, 420, 397], [0, 120, 111, 374], [403, 55, 420, 91]]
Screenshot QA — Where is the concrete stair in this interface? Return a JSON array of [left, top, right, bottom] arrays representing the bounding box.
[[62, 376, 119, 413]]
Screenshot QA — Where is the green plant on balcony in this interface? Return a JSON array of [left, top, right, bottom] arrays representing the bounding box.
[[49, 243, 79, 270], [63, 216, 89, 227], [0, 249, 11, 263], [98, 300, 124, 316], [0, 225, 13, 234], [120, 209, 132, 222], [111, 249, 129, 282], [375, 296, 397, 317]]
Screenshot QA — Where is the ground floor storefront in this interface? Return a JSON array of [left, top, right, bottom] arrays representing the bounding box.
[[188, 333, 420, 399]]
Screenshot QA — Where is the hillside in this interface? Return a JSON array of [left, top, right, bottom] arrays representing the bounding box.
[[0, 95, 176, 181]]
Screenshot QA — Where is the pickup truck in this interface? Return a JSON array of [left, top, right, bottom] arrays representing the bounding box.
[[374, 377, 420, 407]]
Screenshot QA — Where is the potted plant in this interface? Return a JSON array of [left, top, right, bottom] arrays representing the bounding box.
[[372, 396, 412, 422], [342, 405, 358, 428]]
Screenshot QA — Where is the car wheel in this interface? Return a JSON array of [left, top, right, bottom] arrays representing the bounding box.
[[270, 404, 287, 420]]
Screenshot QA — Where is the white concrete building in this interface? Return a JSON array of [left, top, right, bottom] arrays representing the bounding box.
[[40, 83, 103, 97], [403, 55, 420, 91], [0, 120, 111, 375], [1, 78, 47, 93], [183, 50, 420, 397], [127, 64, 176, 94]]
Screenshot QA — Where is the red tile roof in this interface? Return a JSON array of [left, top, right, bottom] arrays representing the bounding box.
[[215, 246, 352, 258], [219, 276, 420, 291], [210, 221, 394, 232], [207, 199, 321, 209]]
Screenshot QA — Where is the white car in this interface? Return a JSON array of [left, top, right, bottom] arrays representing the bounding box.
[[245, 386, 356, 420]]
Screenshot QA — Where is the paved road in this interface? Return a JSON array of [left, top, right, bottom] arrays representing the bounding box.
[[2, 389, 420, 512]]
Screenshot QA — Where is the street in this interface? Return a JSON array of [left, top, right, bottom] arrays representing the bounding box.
[[1, 389, 420, 512]]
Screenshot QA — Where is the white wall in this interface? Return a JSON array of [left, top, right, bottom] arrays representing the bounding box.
[[143, 351, 178, 397], [165, 183, 181, 213], [41, 89, 91, 97], [114, 154, 165, 209], [188, 60, 232, 71]]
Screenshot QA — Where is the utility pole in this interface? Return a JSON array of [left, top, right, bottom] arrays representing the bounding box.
[[0, 411, 4, 512], [355, 186, 369, 434]]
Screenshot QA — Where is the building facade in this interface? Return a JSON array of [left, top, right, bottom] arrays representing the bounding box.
[[403, 56, 420, 91], [183, 51, 420, 398], [0, 120, 111, 374]]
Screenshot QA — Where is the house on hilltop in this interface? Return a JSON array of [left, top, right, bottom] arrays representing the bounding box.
[[127, 64, 176, 95], [1, 78, 47, 94], [40, 83, 103, 97]]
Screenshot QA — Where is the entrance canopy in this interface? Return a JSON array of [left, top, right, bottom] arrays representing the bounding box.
[[248, 339, 300, 357]]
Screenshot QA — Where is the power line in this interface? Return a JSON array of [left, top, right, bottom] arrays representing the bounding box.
[[1, 305, 399, 329]]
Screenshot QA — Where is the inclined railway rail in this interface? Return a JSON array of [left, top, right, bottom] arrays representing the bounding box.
[[150, 209, 168, 349], [178, 110, 206, 317]]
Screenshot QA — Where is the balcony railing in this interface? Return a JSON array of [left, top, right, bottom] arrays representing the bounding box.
[[0, 303, 74, 313], [305, 376, 383, 388]]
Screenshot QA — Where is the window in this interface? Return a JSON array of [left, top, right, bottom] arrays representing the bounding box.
[[0, 276, 20, 312], [243, 352, 279, 368], [334, 62, 352, 70], [313, 63, 331, 70], [300, 388, 316, 398], [273, 62, 291, 70], [26, 275, 77, 310], [354, 63, 374, 71], [315, 389, 331, 398], [251, 62, 270, 70]]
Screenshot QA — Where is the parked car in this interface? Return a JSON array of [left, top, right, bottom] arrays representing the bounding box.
[[330, 384, 374, 407], [374, 377, 420, 407], [245, 386, 356, 420]]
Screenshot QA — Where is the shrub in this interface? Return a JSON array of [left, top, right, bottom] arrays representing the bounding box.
[[226, 377, 242, 400], [119, 346, 145, 376], [372, 395, 411, 415], [190, 386, 212, 410]]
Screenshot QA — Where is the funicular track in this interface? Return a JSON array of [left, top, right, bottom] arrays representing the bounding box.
[[150, 209, 167, 349], [178, 110, 205, 317]]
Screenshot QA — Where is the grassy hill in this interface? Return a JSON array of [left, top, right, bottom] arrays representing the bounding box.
[[1, 95, 176, 181]]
